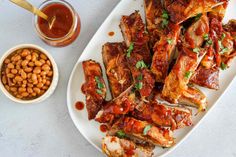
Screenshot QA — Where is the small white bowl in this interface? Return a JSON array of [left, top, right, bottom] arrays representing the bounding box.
[[0, 44, 59, 104]]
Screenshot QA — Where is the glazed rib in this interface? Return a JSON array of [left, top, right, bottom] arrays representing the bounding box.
[[102, 42, 133, 98], [120, 11, 155, 98], [162, 15, 210, 103], [95, 86, 136, 124], [108, 117, 175, 148], [166, 0, 226, 24], [82, 60, 106, 120], [132, 102, 192, 130], [102, 136, 154, 157]]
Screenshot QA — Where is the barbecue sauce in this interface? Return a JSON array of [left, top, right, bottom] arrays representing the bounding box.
[[75, 101, 84, 110]]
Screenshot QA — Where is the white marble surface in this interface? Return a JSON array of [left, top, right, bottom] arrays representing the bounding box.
[[0, 0, 236, 157]]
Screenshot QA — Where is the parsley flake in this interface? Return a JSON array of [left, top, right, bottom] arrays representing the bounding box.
[[161, 10, 169, 19], [194, 13, 202, 21], [95, 76, 104, 89], [167, 39, 173, 44], [185, 71, 192, 79], [137, 74, 143, 81], [203, 34, 209, 40], [220, 62, 227, 70], [161, 10, 169, 28], [116, 130, 126, 138], [206, 39, 213, 46], [143, 125, 152, 135], [96, 89, 103, 95], [135, 82, 143, 90], [136, 60, 147, 69], [221, 33, 226, 40], [127, 42, 134, 58], [193, 48, 200, 53]]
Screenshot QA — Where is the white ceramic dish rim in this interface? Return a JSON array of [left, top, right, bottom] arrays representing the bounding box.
[[66, 0, 236, 156], [0, 44, 59, 104]]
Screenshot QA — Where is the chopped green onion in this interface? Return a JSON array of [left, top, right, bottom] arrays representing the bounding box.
[[96, 89, 103, 95], [161, 19, 169, 28], [203, 34, 209, 40], [220, 47, 229, 54], [136, 60, 147, 69], [116, 130, 126, 138], [135, 82, 143, 90], [220, 62, 227, 70], [185, 71, 192, 79], [143, 125, 152, 135], [161, 10, 169, 29], [167, 39, 173, 44], [127, 42, 134, 58], [206, 39, 213, 46], [95, 76, 104, 89], [193, 48, 200, 53]]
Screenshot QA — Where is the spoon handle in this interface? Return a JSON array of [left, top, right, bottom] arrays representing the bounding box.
[[10, 0, 48, 20]]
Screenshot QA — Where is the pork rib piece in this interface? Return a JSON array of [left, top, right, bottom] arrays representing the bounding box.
[[82, 60, 106, 120]]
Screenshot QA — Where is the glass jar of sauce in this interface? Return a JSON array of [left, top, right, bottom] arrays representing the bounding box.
[[34, 0, 81, 47]]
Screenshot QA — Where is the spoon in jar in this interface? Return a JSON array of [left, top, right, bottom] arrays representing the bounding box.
[[10, 0, 56, 29]]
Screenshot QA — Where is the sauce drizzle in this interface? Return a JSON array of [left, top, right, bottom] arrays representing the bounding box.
[[75, 101, 85, 110], [108, 31, 115, 36], [100, 124, 109, 133]]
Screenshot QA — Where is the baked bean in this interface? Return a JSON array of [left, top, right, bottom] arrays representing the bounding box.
[[6, 68, 10, 74], [31, 92, 37, 97], [7, 63, 14, 69], [31, 55, 36, 62], [11, 69, 18, 74], [16, 65, 21, 70], [37, 83, 44, 88], [33, 80, 38, 85], [33, 67, 41, 74], [21, 92, 29, 97], [28, 83, 33, 88], [33, 87, 41, 94], [42, 78, 46, 84], [35, 60, 43, 67], [16, 94, 23, 99], [21, 49, 30, 57], [15, 76, 23, 82], [39, 59, 46, 64], [26, 55, 32, 61], [21, 60, 29, 67], [42, 86, 49, 90], [28, 62, 35, 67], [40, 53, 48, 60], [23, 80, 27, 85], [20, 71, 27, 79], [42, 64, 50, 71], [38, 77, 42, 83], [22, 84, 26, 88], [32, 52, 39, 58], [47, 71, 53, 77], [31, 74, 37, 81], [27, 87, 33, 93], [13, 55, 21, 62], [24, 67, 32, 73], [4, 59, 10, 64], [5, 85, 10, 91], [2, 76, 7, 84], [46, 60, 51, 66], [45, 80, 51, 86], [27, 73, 32, 79], [10, 87, 17, 92], [40, 71, 47, 76], [18, 87, 26, 93], [7, 73, 15, 78]]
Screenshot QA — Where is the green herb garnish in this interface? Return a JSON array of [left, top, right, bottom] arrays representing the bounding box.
[[135, 82, 143, 90], [220, 62, 227, 70], [96, 89, 103, 95], [218, 40, 229, 54], [136, 60, 147, 69], [221, 33, 226, 40], [206, 39, 213, 46], [127, 42, 134, 58], [116, 130, 126, 138], [167, 39, 173, 44], [194, 13, 202, 21], [143, 125, 152, 135], [137, 74, 143, 81], [193, 48, 200, 53], [161, 10, 169, 28], [95, 76, 104, 89], [203, 34, 209, 40], [185, 71, 192, 79]]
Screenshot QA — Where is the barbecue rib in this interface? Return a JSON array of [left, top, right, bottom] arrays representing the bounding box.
[[102, 42, 133, 98], [108, 117, 175, 148], [82, 60, 107, 120]]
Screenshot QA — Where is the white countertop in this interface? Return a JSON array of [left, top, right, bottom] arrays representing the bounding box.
[[0, 0, 236, 157]]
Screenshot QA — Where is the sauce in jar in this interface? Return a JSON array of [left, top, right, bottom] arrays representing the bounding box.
[[38, 3, 73, 38], [75, 101, 84, 110], [35, 0, 80, 47]]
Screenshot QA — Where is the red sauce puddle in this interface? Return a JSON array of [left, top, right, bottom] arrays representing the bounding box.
[[108, 31, 115, 36], [100, 124, 108, 133], [75, 101, 84, 110]]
